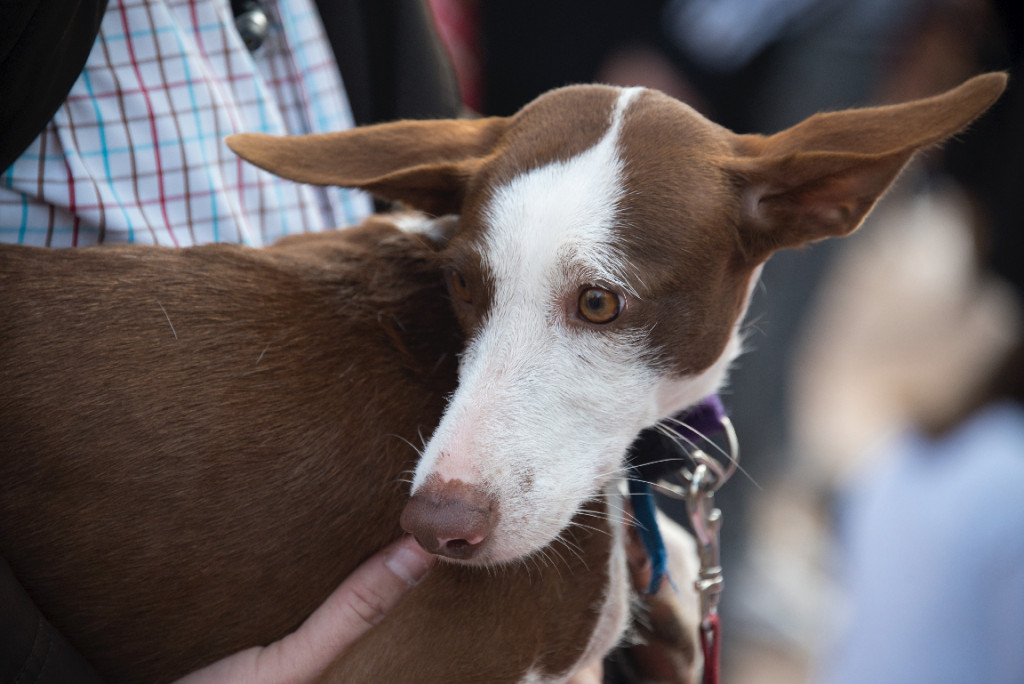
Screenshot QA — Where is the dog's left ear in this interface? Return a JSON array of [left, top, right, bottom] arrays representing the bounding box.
[[226, 117, 509, 216], [727, 72, 1007, 261]]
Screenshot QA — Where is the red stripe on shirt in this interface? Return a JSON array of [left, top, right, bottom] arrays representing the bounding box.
[[64, 155, 80, 246], [119, 3, 180, 247]]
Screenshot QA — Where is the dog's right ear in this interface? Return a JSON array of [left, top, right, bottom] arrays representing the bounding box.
[[226, 117, 508, 216], [725, 72, 1007, 262]]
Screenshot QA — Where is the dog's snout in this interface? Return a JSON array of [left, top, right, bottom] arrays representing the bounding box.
[[401, 477, 496, 560]]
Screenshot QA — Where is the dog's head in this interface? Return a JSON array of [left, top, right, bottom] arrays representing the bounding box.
[[228, 73, 1005, 564]]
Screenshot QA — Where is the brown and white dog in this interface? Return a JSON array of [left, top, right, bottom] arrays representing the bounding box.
[[0, 73, 1005, 683]]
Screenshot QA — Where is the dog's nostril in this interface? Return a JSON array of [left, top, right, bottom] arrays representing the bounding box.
[[400, 478, 497, 561], [443, 539, 472, 556]]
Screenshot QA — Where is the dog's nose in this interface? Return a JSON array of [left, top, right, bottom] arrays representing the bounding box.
[[400, 478, 496, 560]]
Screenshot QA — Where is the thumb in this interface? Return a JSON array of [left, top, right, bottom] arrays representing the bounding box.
[[328, 535, 436, 632], [259, 536, 435, 681], [173, 537, 435, 684]]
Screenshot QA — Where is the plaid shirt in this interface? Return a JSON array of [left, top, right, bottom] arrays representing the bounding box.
[[0, 0, 372, 247]]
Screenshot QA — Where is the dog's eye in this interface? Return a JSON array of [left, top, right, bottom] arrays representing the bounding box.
[[449, 269, 472, 303], [578, 287, 622, 324]]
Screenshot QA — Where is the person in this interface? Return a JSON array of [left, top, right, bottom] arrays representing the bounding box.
[[0, 1, 459, 681], [0, 0, 460, 246], [816, 3, 1024, 679], [821, 392, 1024, 684]]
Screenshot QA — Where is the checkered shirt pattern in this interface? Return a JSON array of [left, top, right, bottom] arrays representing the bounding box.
[[0, 0, 373, 247]]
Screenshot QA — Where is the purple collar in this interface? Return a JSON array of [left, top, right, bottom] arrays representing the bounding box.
[[627, 395, 728, 484]]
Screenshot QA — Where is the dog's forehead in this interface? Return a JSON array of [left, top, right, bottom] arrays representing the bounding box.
[[456, 86, 740, 294], [479, 88, 639, 288], [615, 90, 741, 277], [499, 85, 623, 166]]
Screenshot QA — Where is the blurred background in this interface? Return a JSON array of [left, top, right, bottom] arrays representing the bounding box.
[[424, 1, 1023, 681]]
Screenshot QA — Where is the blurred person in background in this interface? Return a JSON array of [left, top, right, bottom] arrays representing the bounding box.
[[800, 2, 1023, 682]]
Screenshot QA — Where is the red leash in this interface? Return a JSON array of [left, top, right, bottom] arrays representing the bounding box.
[[700, 612, 721, 684]]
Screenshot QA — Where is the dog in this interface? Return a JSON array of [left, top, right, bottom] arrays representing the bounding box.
[[0, 72, 1005, 683], [1, 214, 689, 683], [227, 72, 1008, 566]]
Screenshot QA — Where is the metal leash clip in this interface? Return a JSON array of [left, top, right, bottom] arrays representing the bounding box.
[[633, 397, 737, 684], [688, 457, 727, 628], [628, 396, 738, 684], [654, 411, 738, 629]]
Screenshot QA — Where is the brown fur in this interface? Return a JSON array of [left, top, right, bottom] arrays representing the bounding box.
[[0, 221, 615, 682], [1, 222, 449, 680]]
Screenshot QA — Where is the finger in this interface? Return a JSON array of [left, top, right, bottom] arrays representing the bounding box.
[[330, 535, 435, 631], [257, 535, 434, 682]]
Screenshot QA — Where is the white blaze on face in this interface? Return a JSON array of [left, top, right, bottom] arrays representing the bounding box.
[[410, 87, 741, 563]]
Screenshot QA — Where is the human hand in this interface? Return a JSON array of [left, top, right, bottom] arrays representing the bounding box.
[[174, 535, 434, 684]]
